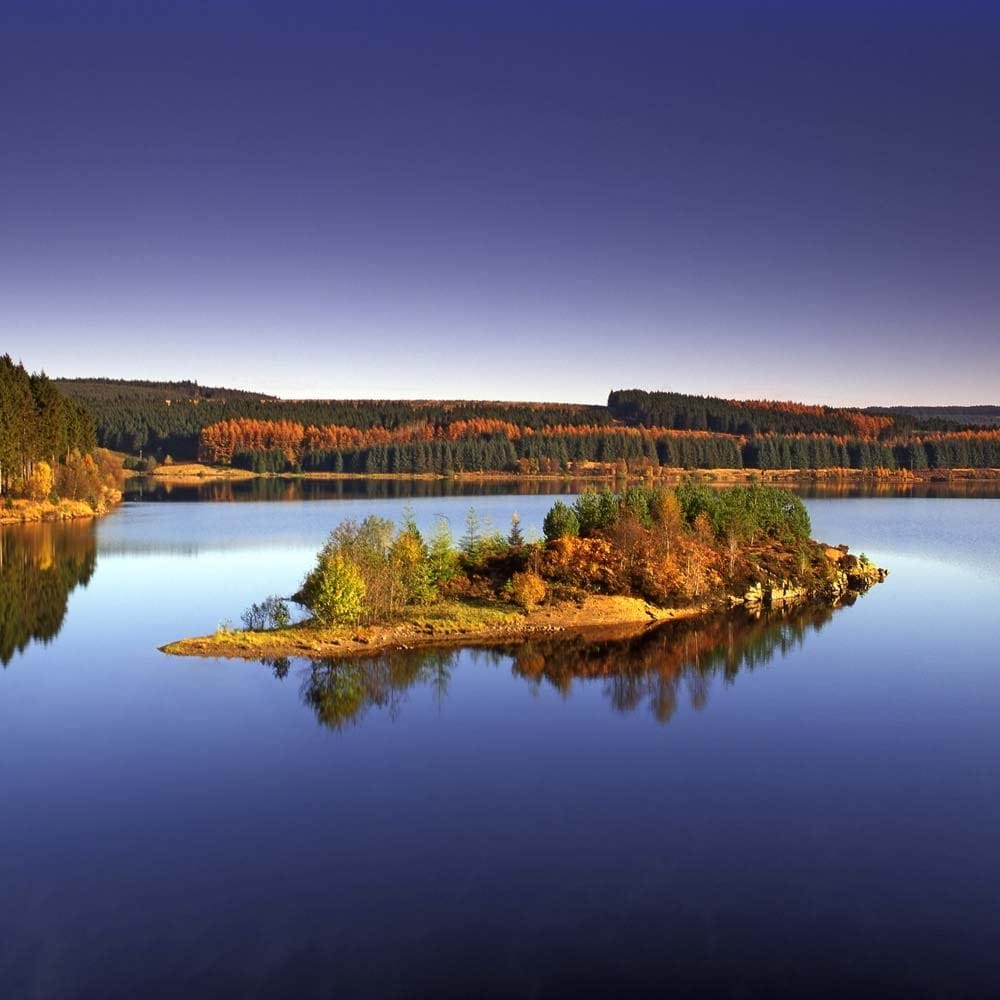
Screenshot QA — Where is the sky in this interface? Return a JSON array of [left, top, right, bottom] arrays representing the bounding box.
[[2, 0, 998, 405]]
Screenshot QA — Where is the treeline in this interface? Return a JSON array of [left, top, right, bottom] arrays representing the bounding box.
[[608, 389, 918, 438], [291, 431, 745, 473], [53, 377, 1000, 471], [744, 433, 1000, 470], [53, 378, 277, 403], [199, 417, 745, 473], [869, 405, 1000, 428], [196, 417, 1000, 473], [0, 356, 97, 497], [57, 379, 611, 459]]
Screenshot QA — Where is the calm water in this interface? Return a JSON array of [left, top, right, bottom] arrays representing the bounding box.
[[2, 490, 999, 998]]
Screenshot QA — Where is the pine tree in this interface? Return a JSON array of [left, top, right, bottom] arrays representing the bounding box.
[[460, 507, 482, 559], [507, 512, 524, 546]]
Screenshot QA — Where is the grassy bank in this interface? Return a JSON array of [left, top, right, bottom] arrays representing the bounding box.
[[150, 463, 258, 480], [0, 490, 122, 525], [161, 595, 698, 661]]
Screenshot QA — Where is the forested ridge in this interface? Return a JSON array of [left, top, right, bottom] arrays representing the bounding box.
[[54, 378, 277, 403], [50, 379, 1000, 473]]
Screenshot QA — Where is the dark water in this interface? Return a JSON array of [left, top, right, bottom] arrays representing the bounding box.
[[1, 490, 999, 998]]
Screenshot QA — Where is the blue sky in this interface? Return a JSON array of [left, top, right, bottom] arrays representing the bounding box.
[[2, 0, 998, 404]]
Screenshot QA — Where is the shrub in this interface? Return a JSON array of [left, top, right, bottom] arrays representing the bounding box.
[[539, 534, 621, 592], [301, 553, 366, 625], [713, 485, 811, 542], [510, 570, 547, 610], [543, 501, 579, 542], [301, 514, 441, 623], [391, 529, 435, 605], [241, 596, 291, 631]]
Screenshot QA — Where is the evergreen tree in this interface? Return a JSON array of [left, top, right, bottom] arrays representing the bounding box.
[[507, 512, 524, 546]]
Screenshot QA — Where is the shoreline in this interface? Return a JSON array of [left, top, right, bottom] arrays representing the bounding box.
[[0, 489, 123, 526], [144, 463, 1000, 486], [161, 596, 713, 661], [161, 556, 887, 662]]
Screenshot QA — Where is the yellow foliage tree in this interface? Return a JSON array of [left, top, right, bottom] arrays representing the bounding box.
[[26, 462, 54, 502]]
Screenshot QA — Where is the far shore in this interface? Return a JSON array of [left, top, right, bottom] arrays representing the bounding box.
[[144, 462, 1000, 486]]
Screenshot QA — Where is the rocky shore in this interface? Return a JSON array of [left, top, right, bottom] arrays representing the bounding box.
[[734, 545, 888, 612]]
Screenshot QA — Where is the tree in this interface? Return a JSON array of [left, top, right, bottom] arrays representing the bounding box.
[[543, 501, 580, 542], [26, 461, 54, 501], [390, 529, 435, 605], [428, 517, 459, 585], [242, 596, 291, 631], [301, 553, 366, 625], [507, 512, 525, 546], [460, 507, 483, 559]]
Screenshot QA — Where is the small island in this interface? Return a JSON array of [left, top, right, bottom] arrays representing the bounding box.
[[162, 483, 887, 662]]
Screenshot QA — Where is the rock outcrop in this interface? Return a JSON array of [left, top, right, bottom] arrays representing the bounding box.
[[731, 544, 887, 612]]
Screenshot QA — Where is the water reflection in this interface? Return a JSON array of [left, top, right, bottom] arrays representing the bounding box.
[[0, 522, 97, 665], [793, 480, 1000, 499], [126, 474, 1000, 505], [124, 476, 588, 503], [266, 602, 841, 730]]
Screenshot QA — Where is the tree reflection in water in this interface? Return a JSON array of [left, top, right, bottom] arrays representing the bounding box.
[[263, 603, 842, 730], [0, 522, 97, 665]]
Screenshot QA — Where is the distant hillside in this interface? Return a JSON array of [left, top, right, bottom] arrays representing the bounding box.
[[607, 389, 902, 437], [46, 379, 1000, 472], [55, 379, 611, 459], [867, 405, 1000, 427], [54, 378, 277, 403]]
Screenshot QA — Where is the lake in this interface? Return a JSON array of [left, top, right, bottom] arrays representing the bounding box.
[[2, 486, 999, 998]]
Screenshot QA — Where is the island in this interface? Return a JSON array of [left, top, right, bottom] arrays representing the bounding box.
[[162, 483, 887, 662]]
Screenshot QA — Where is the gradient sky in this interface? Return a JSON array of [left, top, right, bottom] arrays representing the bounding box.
[[2, 0, 998, 404]]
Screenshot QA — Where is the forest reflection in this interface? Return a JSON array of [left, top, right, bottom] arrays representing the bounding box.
[[266, 603, 843, 730], [124, 476, 587, 503], [127, 475, 1000, 505], [0, 522, 97, 665]]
